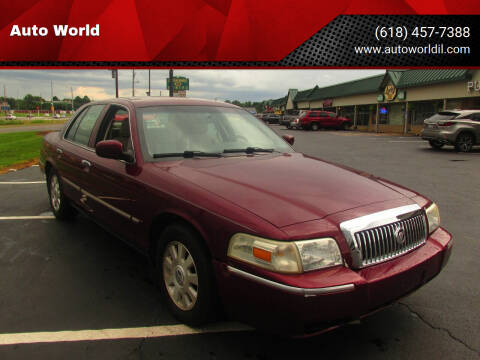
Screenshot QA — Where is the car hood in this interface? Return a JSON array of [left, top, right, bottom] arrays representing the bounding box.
[[159, 153, 412, 228]]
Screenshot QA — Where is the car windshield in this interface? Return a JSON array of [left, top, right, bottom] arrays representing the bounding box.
[[136, 105, 293, 159], [425, 112, 460, 122]]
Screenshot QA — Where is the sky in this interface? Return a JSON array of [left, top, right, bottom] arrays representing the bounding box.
[[0, 69, 385, 102]]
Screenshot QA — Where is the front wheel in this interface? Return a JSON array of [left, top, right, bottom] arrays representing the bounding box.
[[311, 123, 319, 131], [156, 224, 217, 326], [48, 170, 76, 220], [455, 133, 474, 152], [429, 140, 444, 150]]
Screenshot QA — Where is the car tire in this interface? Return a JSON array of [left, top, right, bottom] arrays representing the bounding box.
[[455, 132, 474, 152], [156, 223, 217, 326], [428, 140, 444, 150], [311, 123, 319, 131], [47, 169, 76, 220], [286, 125, 291, 129]]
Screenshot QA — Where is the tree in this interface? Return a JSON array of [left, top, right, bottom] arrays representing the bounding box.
[[73, 96, 83, 109], [53, 96, 59, 101]]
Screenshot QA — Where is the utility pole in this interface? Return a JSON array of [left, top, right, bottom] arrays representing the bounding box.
[[115, 70, 119, 98], [132, 70, 135, 97], [147, 69, 151, 96], [112, 69, 118, 98], [3, 85, 6, 116], [50, 80, 54, 117], [169, 69, 173, 97], [70, 87, 74, 112]]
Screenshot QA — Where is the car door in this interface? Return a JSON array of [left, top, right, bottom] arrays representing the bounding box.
[[81, 104, 145, 246], [56, 104, 107, 207], [318, 112, 329, 127]]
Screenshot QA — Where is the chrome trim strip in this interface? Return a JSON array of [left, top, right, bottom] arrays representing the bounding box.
[[227, 266, 355, 297], [60, 176, 141, 224], [61, 176, 80, 191]]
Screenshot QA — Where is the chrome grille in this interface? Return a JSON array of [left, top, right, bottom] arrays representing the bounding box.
[[353, 212, 427, 267]]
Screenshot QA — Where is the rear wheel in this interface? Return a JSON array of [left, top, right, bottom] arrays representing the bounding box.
[[429, 140, 444, 150], [455, 133, 474, 152], [48, 170, 76, 220], [156, 224, 217, 326], [311, 123, 319, 131]]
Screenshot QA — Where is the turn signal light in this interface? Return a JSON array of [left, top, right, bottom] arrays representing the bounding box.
[[253, 247, 272, 262]]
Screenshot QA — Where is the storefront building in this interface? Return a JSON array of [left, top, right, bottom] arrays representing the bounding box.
[[281, 70, 480, 134]]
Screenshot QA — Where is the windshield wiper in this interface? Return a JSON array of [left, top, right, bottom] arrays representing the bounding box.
[[153, 150, 223, 158], [223, 147, 276, 154]]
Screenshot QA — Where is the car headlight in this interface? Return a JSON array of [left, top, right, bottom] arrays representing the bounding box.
[[426, 202, 441, 234], [227, 233, 343, 274]]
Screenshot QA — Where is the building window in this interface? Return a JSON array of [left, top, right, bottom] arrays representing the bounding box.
[[357, 106, 370, 126], [378, 105, 389, 124]]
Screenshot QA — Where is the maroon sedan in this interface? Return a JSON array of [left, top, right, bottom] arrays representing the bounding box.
[[40, 97, 452, 336]]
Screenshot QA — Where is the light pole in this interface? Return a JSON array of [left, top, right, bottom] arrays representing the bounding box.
[[169, 69, 173, 97], [132, 70, 135, 97]]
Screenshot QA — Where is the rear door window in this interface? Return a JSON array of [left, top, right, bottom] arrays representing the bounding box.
[[426, 112, 460, 122], [67, 105, 105, 147]]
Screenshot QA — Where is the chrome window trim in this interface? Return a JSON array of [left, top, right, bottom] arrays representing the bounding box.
[[101, 103, 137, 164], [227, 265, 355, 297], [340, 204, 425, 268]]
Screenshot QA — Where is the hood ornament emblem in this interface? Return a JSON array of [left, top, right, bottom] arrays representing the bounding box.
[[394, 225, 406, 245]]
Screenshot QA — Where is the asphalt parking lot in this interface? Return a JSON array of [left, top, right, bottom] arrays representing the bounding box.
[[0, 127, 479, 359]]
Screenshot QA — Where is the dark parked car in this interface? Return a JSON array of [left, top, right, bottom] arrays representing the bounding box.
[[263, 113, 280, 124], [290, 110, 351, 130], [421, 110, 480, 152], [40, 97, 452, 336]]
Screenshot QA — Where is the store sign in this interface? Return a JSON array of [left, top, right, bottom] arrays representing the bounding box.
[[167, 77, 189, 91], [397, 90, 406, 100], [173, 90, 186, 97], [323, 99, 333, 107], [384, 83, 397, 101], [379, 106, 388, 115], [467, 80, 480, 92], [377, 94, 384, 102]]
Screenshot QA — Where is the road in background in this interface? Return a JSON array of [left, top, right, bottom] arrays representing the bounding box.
[[0, 124, 64, 134]]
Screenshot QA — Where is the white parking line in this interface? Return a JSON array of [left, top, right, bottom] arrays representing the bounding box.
[[0, 181, 45, 184], [0, 216, 55, 220], [0, 323, 253, 346]]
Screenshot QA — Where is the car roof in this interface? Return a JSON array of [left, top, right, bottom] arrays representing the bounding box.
[[91, 97, 241, 109]]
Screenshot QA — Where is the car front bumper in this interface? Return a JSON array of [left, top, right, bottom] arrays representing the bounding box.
[[215, 227, 452, 337]]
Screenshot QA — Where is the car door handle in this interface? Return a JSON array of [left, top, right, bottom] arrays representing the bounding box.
[[56, 148, 63, 154], [81, 160, 92, 168]]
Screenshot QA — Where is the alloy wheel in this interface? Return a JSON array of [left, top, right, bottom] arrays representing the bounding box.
[[457, 134, 473, 152], [162, 241, 199, 311], [50, 174, 61, 211]]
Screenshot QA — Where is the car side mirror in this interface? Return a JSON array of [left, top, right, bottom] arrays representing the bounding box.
[[282, 134, 295, 146], [96, 140, 133, 162]]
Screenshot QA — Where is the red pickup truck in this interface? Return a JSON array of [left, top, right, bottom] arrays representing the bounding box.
[[289, 110, 352, 131]]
